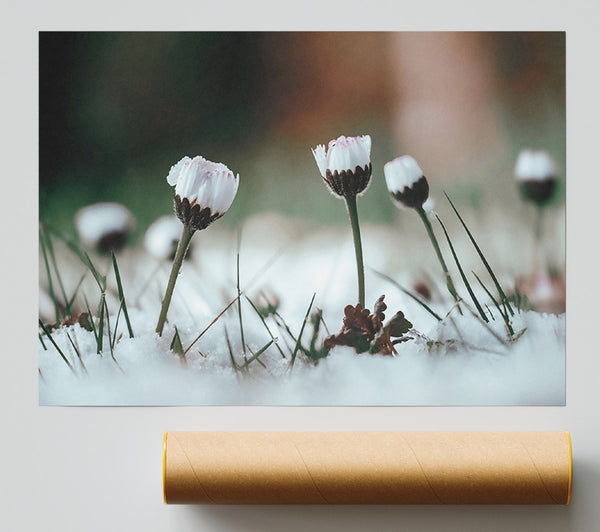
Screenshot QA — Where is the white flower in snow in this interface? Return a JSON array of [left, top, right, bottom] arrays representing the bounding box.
[[144, 215, 193, 261], [514, 149, 557, 205], [384, 155, 430, 209], [312, 135, 372, 197], [167, 155, 239, 231], [74, 202, 135, 253]]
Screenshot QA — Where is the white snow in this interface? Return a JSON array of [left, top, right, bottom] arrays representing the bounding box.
[[39, 208, 565, 406]]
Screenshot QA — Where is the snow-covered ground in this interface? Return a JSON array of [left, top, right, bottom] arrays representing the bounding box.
[[38, 207, 565, 405]]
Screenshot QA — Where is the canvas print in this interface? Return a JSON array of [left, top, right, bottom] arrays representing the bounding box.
[[39, 32, 565, 405]]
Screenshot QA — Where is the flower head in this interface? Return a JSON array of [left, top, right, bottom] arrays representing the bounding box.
[[144, 215, 193, 261], [514, 149, 557, 205], [384, 155, 430, 209], [167, 155, 239, 231], [74, 202, 135, 254], [312, 135, 372, 197]]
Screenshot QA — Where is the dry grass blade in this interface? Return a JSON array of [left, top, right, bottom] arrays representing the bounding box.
[[184, 292, 243, 355]]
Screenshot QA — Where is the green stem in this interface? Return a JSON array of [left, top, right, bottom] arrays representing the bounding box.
[[155, 224, 195, 336], [417, 207, 460, 306], [344, 194, 365, 308]]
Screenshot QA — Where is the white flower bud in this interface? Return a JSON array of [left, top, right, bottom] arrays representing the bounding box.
[[144, 215, 193, 261], [167, 155, 239, 231], [312, 135, 372, 197], [384, 155, 430, 209], [514, 149, 557, 205], [74, 202, 135, 254]]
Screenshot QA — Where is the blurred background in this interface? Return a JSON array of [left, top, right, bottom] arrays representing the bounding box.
[[39, 31, 565, 239]]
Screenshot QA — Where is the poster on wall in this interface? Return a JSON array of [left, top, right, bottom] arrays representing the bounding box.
[[38, 31, 565, 405]]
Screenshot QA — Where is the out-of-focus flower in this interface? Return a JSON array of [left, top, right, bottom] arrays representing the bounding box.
[[312, 135, 372, 197], [39, 288, 56, 323], [75, 202, 135, 254], [514, 149, 557, 205], [144, 215, 193, 261], [384, 155, 429, 209], [167, 155, 239, 231], [255, 289, 280, 317]]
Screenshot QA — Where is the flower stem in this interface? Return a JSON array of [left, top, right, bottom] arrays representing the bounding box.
[[155, 224, 195, 336], [344, 194, 365, 308], [416, 207, 460, 306], [533, 206, 545, 273]]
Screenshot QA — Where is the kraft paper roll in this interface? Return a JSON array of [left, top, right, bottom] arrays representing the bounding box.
[[163, 431, 572, 505]]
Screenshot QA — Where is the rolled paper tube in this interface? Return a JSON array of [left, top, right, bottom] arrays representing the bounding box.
[[163, 431, 572, 505]]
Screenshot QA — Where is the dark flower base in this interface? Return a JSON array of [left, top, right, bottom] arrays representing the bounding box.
[[324, 163, 372, 197], [97, 231, 128, 254], [520, 179, 556, 205], [392, 175, 429, 209], [174, 195, 222, 231]]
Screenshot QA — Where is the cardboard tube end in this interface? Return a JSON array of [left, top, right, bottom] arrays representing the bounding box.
[[567, 431, 573, 505], [163, 431, 168, 505]]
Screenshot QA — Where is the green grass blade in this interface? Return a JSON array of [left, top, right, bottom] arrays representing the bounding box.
[[103, 299, 115, 361], [111, 300, 124, 352], [170, 326, 186, 360], [96, 293, 105, 354], [290, 293, 316, 370], [83, 293, 99, 345], [66, 272, 87, 315], [39, 319, 74, 372], [436, 215, 488, 322], [236, 252, 247, 360], [38, 333, 47, 351], [243, 339, 275, 369], [371, 268, 442, 321], [66, 329, 87, 373], [273, 312, 299, 355], [111, 251, 134, 338], [45, 225, 107, 291], [223, 326, 239, 371], [83, 251, 107, 292], [40, 226, 69, 311], [245, 296, 286, 358], [40, 229, 61, 324], [473, 271, 514, 336], [444, 192, 514, 316]]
